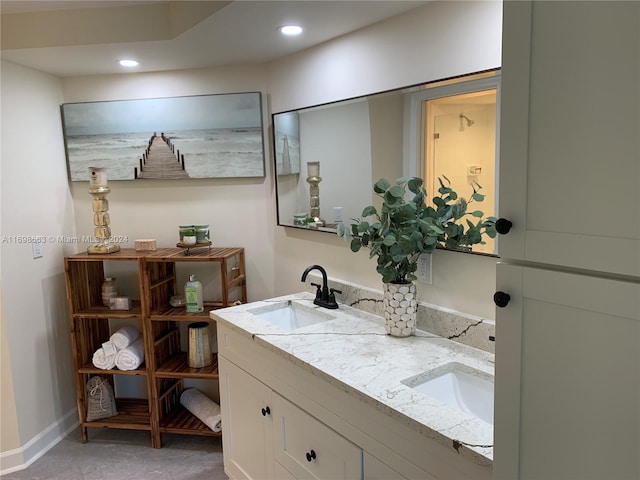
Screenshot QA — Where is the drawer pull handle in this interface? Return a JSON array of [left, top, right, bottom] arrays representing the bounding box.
[[305, 449, 316, 462], [261, 406, 271, 416]]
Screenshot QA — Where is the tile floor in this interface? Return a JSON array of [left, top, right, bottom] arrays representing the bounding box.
[[2, 428, 227, 480]]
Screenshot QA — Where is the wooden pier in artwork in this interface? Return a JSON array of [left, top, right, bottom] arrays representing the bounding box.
[[135, 134, 189, 179]]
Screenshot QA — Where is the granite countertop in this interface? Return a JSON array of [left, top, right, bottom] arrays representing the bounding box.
[[211, 292, 494, 467]]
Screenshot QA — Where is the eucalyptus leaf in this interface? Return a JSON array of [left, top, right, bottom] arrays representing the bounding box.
[[382, 234, 397, 246], [374, 178, 391, 193], [388, 185, 405, 198], [360, 206, 375, 217], [407, 177, 423, 193]]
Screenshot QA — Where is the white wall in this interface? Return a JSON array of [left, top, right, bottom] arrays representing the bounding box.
[[0, 60, 78, 470], [298, 101, 372, 224], [267, 1, 503, 319], [62, 65, 275, 303], [268, 1, 503, 113]]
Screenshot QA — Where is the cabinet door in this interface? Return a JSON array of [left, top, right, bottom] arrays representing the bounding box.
[[499, 1, 640, 276], [494, 264, 640, 479], [273, 393, 362, 480], [274, 462, 297, 480], [363, 452, 411, 480], [219, 356, 274, 480]]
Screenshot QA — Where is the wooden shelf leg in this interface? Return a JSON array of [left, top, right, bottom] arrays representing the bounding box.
[[151, 430, 162, 448], [80, 425, 88, 443]]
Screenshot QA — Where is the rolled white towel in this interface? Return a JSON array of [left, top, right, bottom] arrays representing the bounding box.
[[92, 347, 116, 370], [101, 340, 117, 357], [110, 326, 140, 350], [180, 388, 222, 432], [115, 337, 145, 371]]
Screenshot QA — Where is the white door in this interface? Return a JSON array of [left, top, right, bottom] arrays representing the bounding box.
[[219, 356, 274, 480], [494, 264, 639, 479], [499, 1, 640, 277]]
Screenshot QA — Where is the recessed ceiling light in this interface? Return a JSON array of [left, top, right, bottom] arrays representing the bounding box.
[[118, 59, 140, 68], [279, 25, 303, 36]]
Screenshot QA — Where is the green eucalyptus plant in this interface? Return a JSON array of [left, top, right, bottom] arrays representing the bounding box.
[[337, 176, 496, 284]]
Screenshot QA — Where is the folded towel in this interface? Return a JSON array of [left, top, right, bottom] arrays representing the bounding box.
[[92, 347, 116, 370], [115, 337, 145, 371], [110, 325, 140, 350], [101, 340, 117, 357], [180, 388, 222, 432]]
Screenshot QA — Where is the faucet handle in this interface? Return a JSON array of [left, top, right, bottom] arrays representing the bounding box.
[[311, 282, 322, 299], [328, 288, 342, 306]]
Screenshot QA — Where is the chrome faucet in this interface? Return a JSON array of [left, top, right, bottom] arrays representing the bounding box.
[[301, 264, 341, 309]]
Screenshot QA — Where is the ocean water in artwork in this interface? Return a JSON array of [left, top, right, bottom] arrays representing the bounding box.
[[66, 128, 265, 181]]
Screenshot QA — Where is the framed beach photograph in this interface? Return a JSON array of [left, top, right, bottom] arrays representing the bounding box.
[[61, 92, 265, 181]]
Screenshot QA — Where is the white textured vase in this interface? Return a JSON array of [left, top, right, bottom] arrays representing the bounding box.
[[383, 282, 417, 337]]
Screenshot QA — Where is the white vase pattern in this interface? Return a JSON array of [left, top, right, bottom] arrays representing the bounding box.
[[383, 282, 417, 337]]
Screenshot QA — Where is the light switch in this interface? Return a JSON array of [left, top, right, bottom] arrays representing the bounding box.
[[333, 207, 343, 223]]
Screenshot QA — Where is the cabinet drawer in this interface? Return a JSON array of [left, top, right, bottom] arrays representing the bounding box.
[[273, 393, 362, 480]]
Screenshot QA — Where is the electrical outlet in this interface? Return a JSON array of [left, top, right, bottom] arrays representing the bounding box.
[[32, 238, 43, 259], [416, 253, 432, 284], [467, 165, 482, 176], [333, 207, 343, 223]]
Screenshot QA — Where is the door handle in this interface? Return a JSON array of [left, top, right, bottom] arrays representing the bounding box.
[[493, 291, 511, 308], [495, 218, 513, 235]]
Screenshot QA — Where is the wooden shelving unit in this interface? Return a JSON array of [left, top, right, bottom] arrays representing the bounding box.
[[64, 247, 246, 448]]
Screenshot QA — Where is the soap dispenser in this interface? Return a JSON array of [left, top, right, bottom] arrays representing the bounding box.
[[184, 274, 204, 313]]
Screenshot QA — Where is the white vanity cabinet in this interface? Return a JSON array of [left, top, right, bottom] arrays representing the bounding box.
[[216, 321, 491, 480]]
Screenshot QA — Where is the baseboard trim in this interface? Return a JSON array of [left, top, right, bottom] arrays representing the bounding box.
[[0, 409, 78, 475]]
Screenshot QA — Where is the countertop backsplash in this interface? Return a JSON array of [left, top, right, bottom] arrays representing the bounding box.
[[304, 274, 495, 354]]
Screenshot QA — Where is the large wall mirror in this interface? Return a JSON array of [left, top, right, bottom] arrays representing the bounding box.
[[272, 69, 500, 255]]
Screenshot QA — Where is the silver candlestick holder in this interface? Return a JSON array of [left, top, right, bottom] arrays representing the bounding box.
[[87, 167, 120, 254], [306, 161, 324, 224]]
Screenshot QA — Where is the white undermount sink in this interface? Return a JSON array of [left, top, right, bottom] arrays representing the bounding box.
[[402, 362, 494, 425], [248, 300, 337, 332]]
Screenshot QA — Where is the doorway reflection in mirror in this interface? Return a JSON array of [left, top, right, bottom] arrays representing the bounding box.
[[424, 88, 497, 254]]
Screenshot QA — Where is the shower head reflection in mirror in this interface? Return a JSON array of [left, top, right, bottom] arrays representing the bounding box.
[[459, 113, 475, 129]]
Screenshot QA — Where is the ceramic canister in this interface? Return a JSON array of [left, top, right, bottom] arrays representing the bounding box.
[[195, 225, 210, 243]]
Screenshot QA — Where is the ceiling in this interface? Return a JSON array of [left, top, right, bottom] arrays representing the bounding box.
[[0, 0, 427, 77]]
